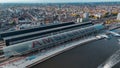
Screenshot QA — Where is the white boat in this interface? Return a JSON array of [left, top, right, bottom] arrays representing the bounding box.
[[108, 31, 120, 37]]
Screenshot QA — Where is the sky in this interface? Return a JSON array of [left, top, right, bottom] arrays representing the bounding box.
[[1, 0, 120, 3]]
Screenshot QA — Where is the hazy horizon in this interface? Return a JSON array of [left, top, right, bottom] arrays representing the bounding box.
[[1, 0, 120, 3]]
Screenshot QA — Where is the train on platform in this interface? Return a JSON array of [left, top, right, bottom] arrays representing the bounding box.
[[3, 24, 105, 57]]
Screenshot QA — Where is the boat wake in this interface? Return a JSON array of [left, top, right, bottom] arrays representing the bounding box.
[[98, 49, 120, 68]]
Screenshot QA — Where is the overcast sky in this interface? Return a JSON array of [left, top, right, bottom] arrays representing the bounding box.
[[1, 0, 120, 3]]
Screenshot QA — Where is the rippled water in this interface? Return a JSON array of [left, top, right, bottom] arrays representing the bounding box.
[[98, 37, 120, 68], [98, 48, 120, 68]]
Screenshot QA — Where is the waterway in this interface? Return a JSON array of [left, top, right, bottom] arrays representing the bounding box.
[[32, 30, 120, 68]]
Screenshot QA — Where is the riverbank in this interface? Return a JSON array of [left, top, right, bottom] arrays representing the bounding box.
[[0, 36, 103, 68]]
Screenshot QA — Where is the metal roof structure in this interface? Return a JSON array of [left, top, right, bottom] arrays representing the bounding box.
[[1, 22, 93, 46]]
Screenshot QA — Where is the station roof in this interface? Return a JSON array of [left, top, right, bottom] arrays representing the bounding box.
[[2, 22, 93, 46], [3, 23, 86, 41]]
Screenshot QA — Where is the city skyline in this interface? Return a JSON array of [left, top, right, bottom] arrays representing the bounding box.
[[1, 0, 120, 3]]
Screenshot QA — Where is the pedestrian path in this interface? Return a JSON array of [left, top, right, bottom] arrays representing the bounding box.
[[0, 36, 102, 68]]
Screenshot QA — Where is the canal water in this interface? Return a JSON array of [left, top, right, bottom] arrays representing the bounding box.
[[32, 32, 120, 68]]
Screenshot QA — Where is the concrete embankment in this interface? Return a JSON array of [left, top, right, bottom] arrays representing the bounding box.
[[0, 36, 103, 68], [26, 37, 102, 68]]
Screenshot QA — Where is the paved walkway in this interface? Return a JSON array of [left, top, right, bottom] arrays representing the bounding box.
[[0, 36, 102, 68]]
